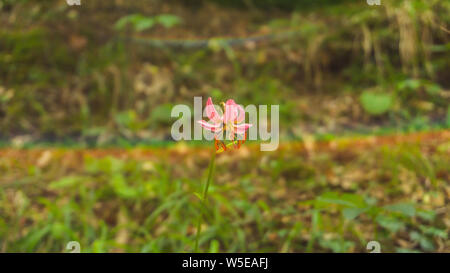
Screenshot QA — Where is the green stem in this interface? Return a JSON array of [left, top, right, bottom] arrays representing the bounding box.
[[194, 150, 216, 252]]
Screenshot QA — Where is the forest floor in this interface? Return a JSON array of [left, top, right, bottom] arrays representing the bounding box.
[[1, 130, 448, 252]]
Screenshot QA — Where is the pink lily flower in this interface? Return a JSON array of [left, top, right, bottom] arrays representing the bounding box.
[[197, 97, 252, 143]]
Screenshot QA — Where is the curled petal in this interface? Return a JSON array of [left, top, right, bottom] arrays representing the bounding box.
[[233, 123, 252, 135], [205, 97, 222, 123], [223, 99, 239, 124], [235, 104, 246, 123], [197, 120, 223, 133]]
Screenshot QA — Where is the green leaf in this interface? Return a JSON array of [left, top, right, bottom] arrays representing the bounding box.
[[49, 176, 81, 189], [319, 238, 354, 253], [156, 14, 181, 28], [135, 18, 156, 32], [316, 192, 366, 208], [376, 215, 405, 233], [257, 200, 270, 212], [209, 240, 220, 253], [114, 14, 142, 30], [397, 79, 421, 91], [364, 196, 378, 206], [51, 222, 67, 239], [342, 207, 367, 220], [22, 226, 51, 251], [114, 17, 132, 30], [111, 174, 139, 199], [420, 226, 448, 239], [419, 237, 435, 251], [409, 231, 435, 251], [424, 83, 441, 95], [114, 14, 160, 32], [193, 192, 203, 201], [396, 248, 421, 253], [417, 210, 436, 222], [384, 203, 416, 217], [360, 91, 393, 116]]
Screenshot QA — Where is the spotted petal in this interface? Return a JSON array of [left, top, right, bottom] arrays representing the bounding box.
[[235, 103, 246, 123], [233, 123, 252, 135], [223, 99, 239, 124], [197, 120, 223, 133], [205, 97, 223, 123]]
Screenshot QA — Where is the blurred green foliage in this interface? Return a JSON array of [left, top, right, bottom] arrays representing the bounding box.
[[115, 14, 182, 32], [360, 90, 393, 115], [0, 0, 448, 142], [209, 0, 353, 10], [0, 141, 448, 252]]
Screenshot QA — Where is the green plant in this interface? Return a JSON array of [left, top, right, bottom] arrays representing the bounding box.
[[360, 90, 393, 116], [115, 14, 182, 32]]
